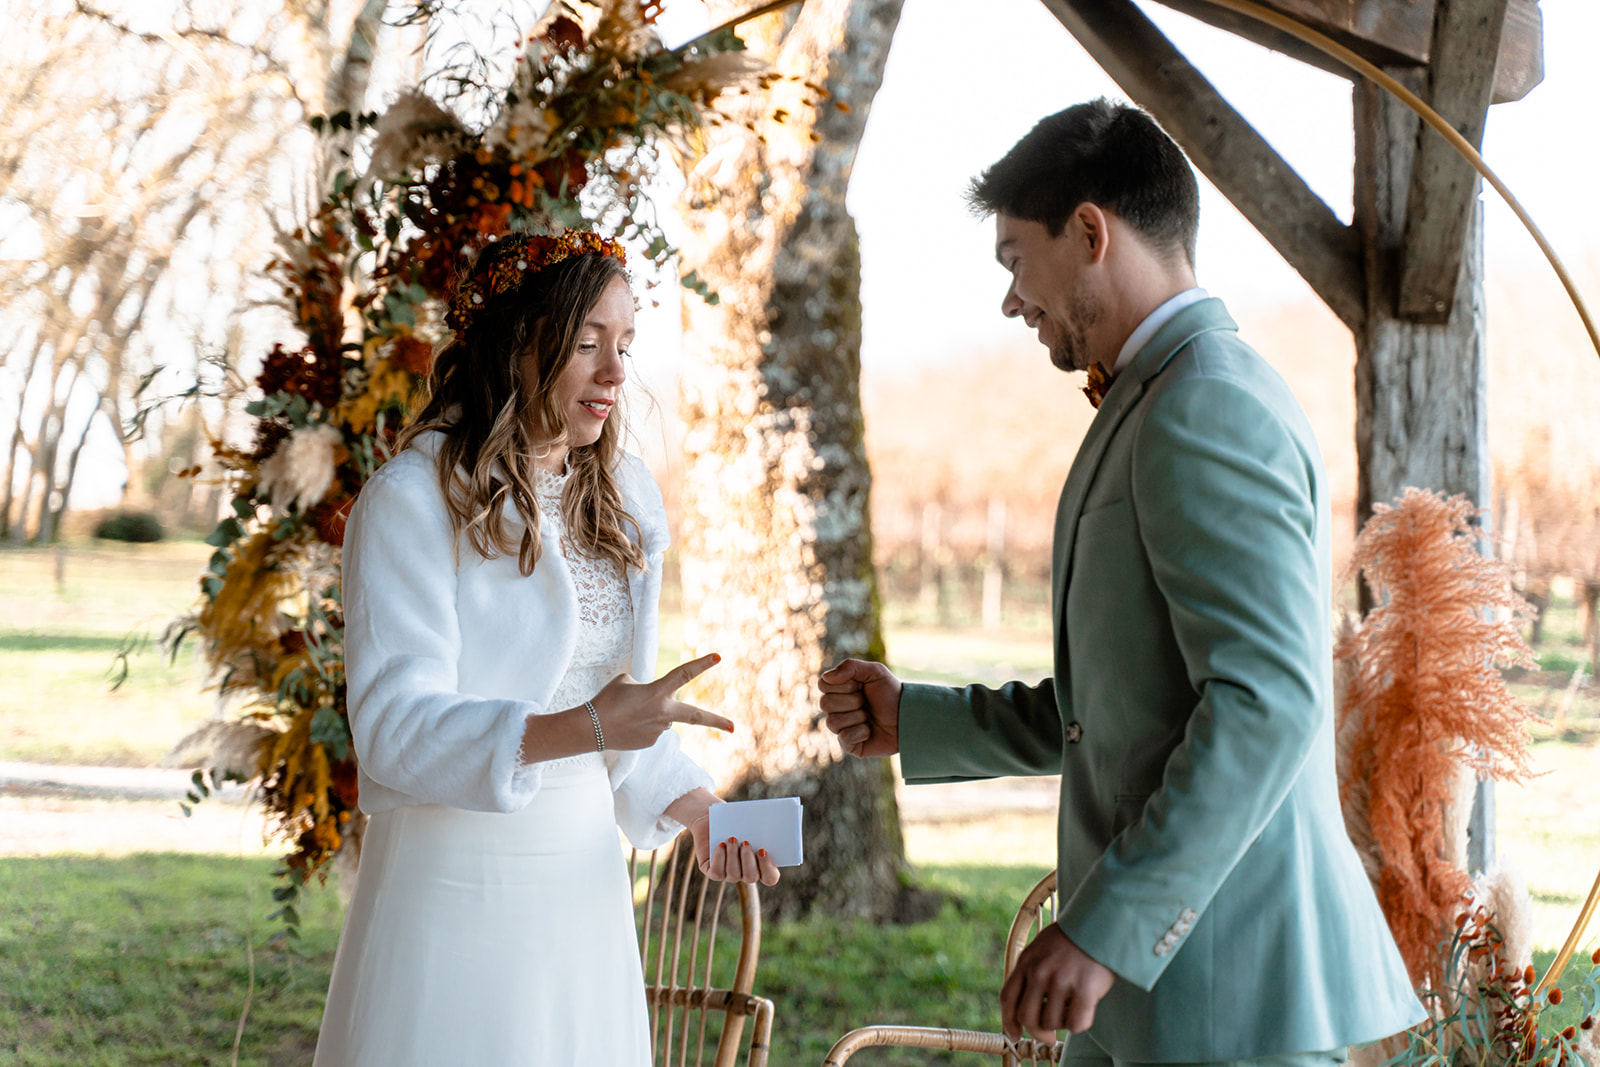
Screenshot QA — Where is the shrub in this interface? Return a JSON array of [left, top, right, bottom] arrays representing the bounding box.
[[92, 510, 164, 543]]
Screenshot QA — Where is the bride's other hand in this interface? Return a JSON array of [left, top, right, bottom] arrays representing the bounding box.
[[665, 790, 781, 886], [590, 653, 734, 751], [691, 811, 781, 886]]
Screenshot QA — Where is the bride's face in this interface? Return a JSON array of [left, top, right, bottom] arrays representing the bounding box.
[[526, 276, 634, 452]]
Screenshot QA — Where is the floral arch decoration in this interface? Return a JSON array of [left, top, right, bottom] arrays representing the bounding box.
[[169, 0, 815, 933]]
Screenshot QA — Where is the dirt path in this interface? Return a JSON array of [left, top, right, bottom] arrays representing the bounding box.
[[0, 761, 274, 858]]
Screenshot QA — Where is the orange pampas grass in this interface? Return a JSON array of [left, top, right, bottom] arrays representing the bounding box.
[[1337, 488, 1536, 986]]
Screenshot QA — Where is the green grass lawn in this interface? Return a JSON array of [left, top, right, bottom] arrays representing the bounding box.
[[0, 542, 217, 766], [0, 853, 343, 1067], [5, 543, 1600, 1065], [0, 853, 1047, 1067], [2, 853, 1594, 1067]]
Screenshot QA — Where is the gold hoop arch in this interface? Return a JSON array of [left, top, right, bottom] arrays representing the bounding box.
[[1195, 0, 1599, 1002]]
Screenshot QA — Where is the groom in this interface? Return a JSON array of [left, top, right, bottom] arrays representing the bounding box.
[[819, 101, 1423, 1064]]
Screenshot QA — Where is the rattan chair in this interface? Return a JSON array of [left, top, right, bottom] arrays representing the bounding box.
[[631, 831, 775, 1067], [821, 869, 1066, 1066]]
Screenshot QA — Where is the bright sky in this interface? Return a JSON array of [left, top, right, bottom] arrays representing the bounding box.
[[846, 0, 1600, 372], [635, 0, 1600, 379]]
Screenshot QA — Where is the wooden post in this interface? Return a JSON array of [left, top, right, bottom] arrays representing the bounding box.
[[1396, 0, 1509, 322], [919, 501, 943, 623], [1584, 579, 1600, 678], [1354, 72, 1491, 528], [1354, 72, 1494, 870], [982, 496, 1007, 631]]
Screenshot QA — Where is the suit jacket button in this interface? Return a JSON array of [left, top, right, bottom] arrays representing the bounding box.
[[1065, 722, 1083, 743], [1153, 941, 1170, 957]]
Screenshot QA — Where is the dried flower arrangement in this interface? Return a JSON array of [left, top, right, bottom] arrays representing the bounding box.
[[164, 0, 797, 938], [1336, 487, 1599, 1065]]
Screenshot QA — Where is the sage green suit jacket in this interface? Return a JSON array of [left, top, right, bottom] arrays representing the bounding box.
[[900, 300, 1424, 1061]]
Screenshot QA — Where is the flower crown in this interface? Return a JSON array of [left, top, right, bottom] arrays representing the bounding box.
[[446, 230, 627, 333]]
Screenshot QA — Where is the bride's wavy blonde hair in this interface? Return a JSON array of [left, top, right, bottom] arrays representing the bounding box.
[[397, 240, 645, 577]]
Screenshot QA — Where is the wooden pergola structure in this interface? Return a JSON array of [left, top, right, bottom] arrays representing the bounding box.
[[1037, 0, 1545, 869]]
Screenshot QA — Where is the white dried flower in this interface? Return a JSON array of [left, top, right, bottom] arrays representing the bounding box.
[[662, 50, 767, 96], [257, 423, 343, 513], [362, 90, 472, 189], [165, 720, 276, 783], [485, 93, 557, 159], [1474, 862, 1534, 976]]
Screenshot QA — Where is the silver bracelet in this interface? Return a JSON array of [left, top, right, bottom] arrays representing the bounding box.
[[585, 700, 605, 752]]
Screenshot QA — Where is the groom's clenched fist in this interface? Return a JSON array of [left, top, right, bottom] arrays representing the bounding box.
[[818, 659, 902, 758]]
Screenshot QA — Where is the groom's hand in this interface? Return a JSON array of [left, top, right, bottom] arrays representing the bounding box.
[[1000, 923, 1116, 1043], [818, 659, 902, 758]]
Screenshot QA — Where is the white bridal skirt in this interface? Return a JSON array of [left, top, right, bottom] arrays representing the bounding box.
[[312, 762, 652, 1066]]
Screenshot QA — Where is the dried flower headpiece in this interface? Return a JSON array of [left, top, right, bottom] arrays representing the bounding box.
[[446, 230, 628, 333]]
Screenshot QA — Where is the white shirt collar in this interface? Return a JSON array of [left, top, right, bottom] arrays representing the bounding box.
[[1111, 287, 1210, 377]]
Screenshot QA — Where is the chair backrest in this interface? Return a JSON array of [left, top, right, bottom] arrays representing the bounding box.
[[1003, 869, 1059, 983], [1001, 870, 1061, 1067], [817, 868, 1065, 1067], [631, 831, 775, 1067]]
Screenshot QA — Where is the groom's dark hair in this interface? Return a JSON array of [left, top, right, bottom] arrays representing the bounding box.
[[967, 99, 1200, 267]]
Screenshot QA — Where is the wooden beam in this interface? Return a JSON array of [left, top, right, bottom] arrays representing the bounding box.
[[1039, 0, 1367, 331], [1491, 0, 1543, 104], [1397, 0, 1509, 323], [1151, 0, 1543, 104]]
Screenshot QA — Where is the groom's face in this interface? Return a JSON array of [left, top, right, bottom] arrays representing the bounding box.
[[995, 213, 1100, 374]]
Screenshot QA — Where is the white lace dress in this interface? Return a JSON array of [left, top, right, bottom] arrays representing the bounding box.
[[314, 466, 663, 1067]]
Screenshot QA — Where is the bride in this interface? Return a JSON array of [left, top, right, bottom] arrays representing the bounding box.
[[312, 230, 779, 1066]]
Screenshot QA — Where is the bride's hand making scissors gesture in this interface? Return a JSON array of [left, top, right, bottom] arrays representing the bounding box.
[[588, 652, 736, 750]]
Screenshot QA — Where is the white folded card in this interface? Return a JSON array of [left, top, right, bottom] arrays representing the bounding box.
[[707, 797, 805, 867]]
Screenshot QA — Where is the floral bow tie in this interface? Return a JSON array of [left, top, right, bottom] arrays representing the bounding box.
[[1082, 362, 1112, 409]]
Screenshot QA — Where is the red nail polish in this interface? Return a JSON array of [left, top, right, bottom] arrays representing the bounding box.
[[741, 840, 750, 848], [758, 849, 767, 857], [711, 652, 722, 664]]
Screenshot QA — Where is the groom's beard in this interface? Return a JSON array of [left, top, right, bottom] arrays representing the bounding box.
[[1048, 283, 1101, 374]]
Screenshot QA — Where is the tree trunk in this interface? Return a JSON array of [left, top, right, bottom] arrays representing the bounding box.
[[1353, 73, 1494, 871], [0, 335, 42, 540], [310, 0, 388, 192], [51, 394, 106, 542], [676, 0, 910, 922]]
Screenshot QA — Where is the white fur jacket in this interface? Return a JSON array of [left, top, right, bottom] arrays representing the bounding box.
[[340, 432, 712, 849]]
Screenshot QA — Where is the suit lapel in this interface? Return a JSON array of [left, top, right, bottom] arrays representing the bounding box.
[[1049, 299, 1240, 628], [1051, 378, 1142, 625]]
